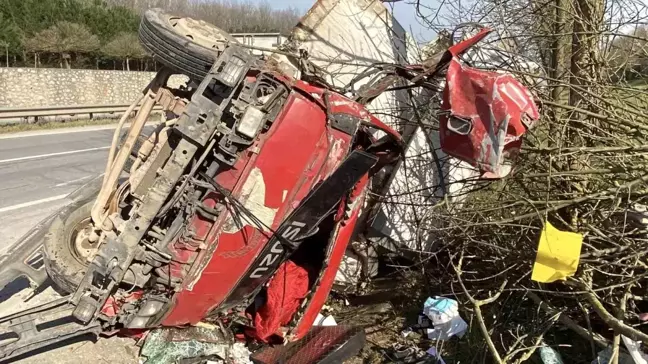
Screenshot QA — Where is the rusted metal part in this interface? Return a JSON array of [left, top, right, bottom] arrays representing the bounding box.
[[92, 70, 171, 227], [70, 49, 258, 325], [0, 298, 101, 362], [129, 127, 172, 197], [155, 88, 188, 116], [0, 6, 412, 360]]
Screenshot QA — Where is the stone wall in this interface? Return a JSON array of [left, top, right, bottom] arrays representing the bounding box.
[[0, 67, 160, 108]]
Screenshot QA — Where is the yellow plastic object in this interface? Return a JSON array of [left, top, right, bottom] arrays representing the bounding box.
[[531, 221, 583, 283]]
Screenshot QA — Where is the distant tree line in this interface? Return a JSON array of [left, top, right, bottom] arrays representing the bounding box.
[[104, 0, 301, 34], [0, 0, 300, 70]]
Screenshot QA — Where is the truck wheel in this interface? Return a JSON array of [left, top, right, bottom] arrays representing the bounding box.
[[139, 8, 236, 81], [43, 199, 96, 294]]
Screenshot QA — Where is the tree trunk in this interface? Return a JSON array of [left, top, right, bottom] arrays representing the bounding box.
[[34, 53, 37, 68], [550, 0, 571, 107], [126, 57, 130, 71], [569, 0, 604, 108], [566, 0, 604, 226]]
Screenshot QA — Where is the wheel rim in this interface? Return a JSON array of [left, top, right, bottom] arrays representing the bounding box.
[[67, 217, 95, 266], [166, 15, 233, 51]]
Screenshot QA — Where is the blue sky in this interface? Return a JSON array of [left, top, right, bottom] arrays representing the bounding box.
[[252, 0, 437, 42]]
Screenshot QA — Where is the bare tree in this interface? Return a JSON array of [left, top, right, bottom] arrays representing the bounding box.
[[348, 0, 648, 361]]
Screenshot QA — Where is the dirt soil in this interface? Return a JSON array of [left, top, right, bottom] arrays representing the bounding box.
[[1, 263, 445, 364], [0, 280, 139, 364], [332, 271, 440, 364]]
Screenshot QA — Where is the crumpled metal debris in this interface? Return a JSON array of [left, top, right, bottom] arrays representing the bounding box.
[[439, 48, 540, 179], [139, 326, 251, 364]]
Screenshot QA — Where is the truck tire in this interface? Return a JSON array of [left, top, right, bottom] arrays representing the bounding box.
[[139, 8, 236, 81], [43, 198, 96, 294]]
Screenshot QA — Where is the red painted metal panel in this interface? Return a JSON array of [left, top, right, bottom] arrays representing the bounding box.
[[440, 56, 539, 178], [292, 175, 369, 339], [162, 91, 353, 325]]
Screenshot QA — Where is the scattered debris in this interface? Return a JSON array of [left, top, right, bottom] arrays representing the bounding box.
[[313, 313, 337, 326], [531, 221, 584, 283], [139, 326, 232, 364], [539, 345, 564, 364], [422, 297, 468, 340], [334, 242, 378, 289], [389, 343, 439, 364], [593, 347, 636, 364], [426, 347, 446, 364], [204, 343, 253, 364], [622, 335, 648, 364], [401, 314, 433, 338]]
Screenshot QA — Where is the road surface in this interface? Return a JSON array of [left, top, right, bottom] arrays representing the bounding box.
[[0, 125, 140, 363]]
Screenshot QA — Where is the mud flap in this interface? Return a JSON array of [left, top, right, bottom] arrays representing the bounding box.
[[250, 325, 366, 364], [0, 297, 101, 362]]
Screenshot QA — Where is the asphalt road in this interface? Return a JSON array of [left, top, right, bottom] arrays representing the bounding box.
[[0, 125, 139, 363], [0, 125, 161, 253]]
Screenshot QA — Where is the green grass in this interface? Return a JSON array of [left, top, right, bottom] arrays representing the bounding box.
[[0, 118, 120, 134]]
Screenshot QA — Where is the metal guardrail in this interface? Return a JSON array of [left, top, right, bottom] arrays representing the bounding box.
[[0, 104, 163, 120]]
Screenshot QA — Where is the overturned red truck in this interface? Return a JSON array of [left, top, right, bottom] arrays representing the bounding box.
[[0, 4, 538, 364]]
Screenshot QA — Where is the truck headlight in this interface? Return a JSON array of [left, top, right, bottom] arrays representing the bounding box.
[[218, 55, 247, 87], [237, 106, 265, 138]]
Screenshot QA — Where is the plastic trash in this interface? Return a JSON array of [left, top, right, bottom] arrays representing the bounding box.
[[622, 335, 648, 364], [593, 347, 635, 364], [639, 313, 648, 321], [531, 221, 583, 283], [401, 314, 433, 338], [427, 347, 447, 364], [539, 345, 564, 364], [313, 313, 337, 326], [423, 297, 468, 340]]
